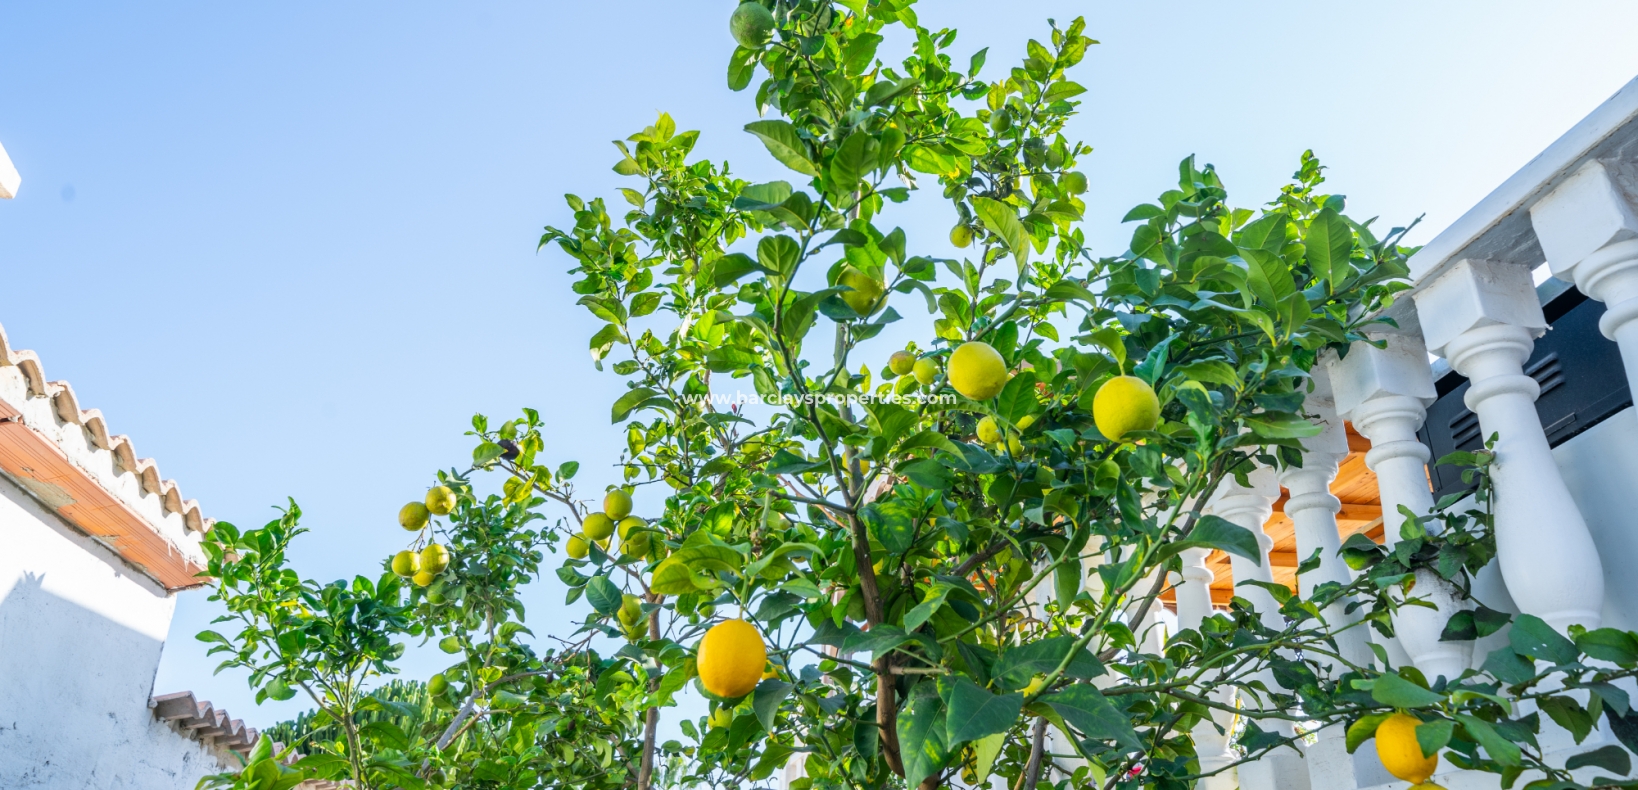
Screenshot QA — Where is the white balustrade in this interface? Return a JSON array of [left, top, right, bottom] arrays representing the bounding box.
[[1415, 258, 1606, 633], [1175, 546, 1238, 790], [1531, 159, 1638, 399]]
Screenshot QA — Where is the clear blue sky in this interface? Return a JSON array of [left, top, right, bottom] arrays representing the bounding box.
[[3, 1, 1638, 729]]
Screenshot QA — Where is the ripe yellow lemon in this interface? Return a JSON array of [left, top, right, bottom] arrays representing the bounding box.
[[583, 512, 616, 541], [1007, 435, 1023, 455], [976, 416, 1001, 444], [949, 342, 1007, 400], [617, 516, 646, 540], [1093, 375, 1160, 441], [566, 533, 591, 559], [1375, 713, 1439, 785], [889, 351, 916, 376], [413, 571, 435, 587], [604, 490, 633, 520], [399, 502, 430, 531], [913, 357, 940, 385], [698, 619, 767, 698], [391, 550, 420, 578], [425, 486, 457, 516], [420, 543, 451, 575], [838, 266, 884, 317], [729, 1, 775, 48], [1017, 415, 1036, 430]]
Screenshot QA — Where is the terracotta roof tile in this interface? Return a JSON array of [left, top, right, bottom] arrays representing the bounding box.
[[0, 322, 209, 589]]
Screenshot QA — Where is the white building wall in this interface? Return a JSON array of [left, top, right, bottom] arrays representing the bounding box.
[[0, 475, 222, 788], [1551, 405, 1638, 632]]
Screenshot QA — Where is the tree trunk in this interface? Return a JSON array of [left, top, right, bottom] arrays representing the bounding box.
[[637, 598, 663, 790]]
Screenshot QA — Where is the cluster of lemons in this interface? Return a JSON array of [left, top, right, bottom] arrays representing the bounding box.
[[394, 486, 455, 587], [564, 490, 651, 560], [899, 339, 1162, 442]]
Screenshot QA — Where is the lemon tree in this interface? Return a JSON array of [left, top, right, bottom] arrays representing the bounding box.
[[196, 2, 1638, 789]]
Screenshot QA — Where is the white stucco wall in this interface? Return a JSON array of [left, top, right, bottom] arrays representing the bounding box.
[[0, 475, 223, 788]]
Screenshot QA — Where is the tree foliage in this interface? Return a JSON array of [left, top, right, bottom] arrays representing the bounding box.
[[200, 2, 1638, 789]]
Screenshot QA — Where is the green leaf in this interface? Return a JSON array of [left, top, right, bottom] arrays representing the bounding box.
[[1240, 247, 1297, 307], [1455, 714, 1521, 767], [899, 430, 960, 456], [831, 132, 878, 190], [712, 253, 773, 288], [945, 678, 1023, 745], [758, 234, 802, 278], [971, 732, 1005, 784], [1156, 514, 1264, 567], [650, 559, 705, 595], [1368, 672, 1444, 708], [1045, 685, 1141, 752], [1346, 712, 1392, 753], [996, 371, 1039, 422], [439, 635, 462, 654], [727, 46, 758, 92], [1416, 718, 1453, 758], [1171, 360, 1241, 391], [266, 677, 297, 702], [586, 575, 622, 615], [1303, 207, 1353, 288], [1576, 628, 1638, 666], [897, 689, 950, 789], [1509, 614, 1579, 665], [1565, 744, 1632, 776], [971, 197, 1028, 262], [1244, 412, 1324, 439], [996, 637, 1105, 687], [863, 501, 915, 556], [1539, 695, 1595, 744], [612, 387, 661, 422], [1043, 81, 1085, 104], [753, 679, 794, 733], [1482, 646, 1536, 686], [744, 120, 819, 177], [736, 181, 793, 211]]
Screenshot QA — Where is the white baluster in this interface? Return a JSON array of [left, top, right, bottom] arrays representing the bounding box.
[[1208, 468, 1310, 790], [1331, 329, 1475, 683], [1176, 547, 1237, 790], [1415, 258, 1606, 633], [1531, 159, 1638, 398]]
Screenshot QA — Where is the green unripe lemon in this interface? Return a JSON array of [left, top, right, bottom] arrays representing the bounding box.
[[1092, 375, 1160, 441], [399, 502, 430, 531], [729, 2, 775, 49], [425, 486, 457, 516], [913, 357, 940, 385], [617, 516, 646, 540], [566, 533, 591, 559], [976, 416, 1001, 445], [1062, 171, 1088, 194], [391, 550, 420, 578], [427, 673, 449, 696], [619, 593, 644, 626], [604, 489, 633, 520], [621, 531, 652, 558], [838, 266, 884, 317], [888, 350, 916, 376], [948, 341, 1008, 400], [1007, 435, 1023, 456], [420, 543, 451, 575], [950, 225, 973, 248], [583, 512, 616, 541]]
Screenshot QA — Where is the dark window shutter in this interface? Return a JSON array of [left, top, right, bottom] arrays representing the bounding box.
[[1419, 284, 1632, 503]]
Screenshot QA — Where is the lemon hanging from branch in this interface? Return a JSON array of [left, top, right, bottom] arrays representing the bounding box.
[[697, 619, 766, 698], [1375, 713, 1444, 788], [1093, 375, 1159, 441], [948, 341, 1007, 400]]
